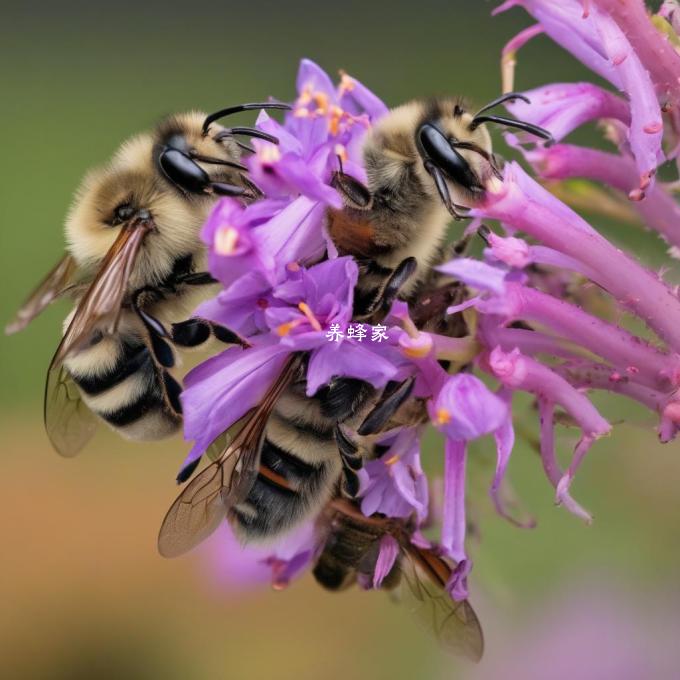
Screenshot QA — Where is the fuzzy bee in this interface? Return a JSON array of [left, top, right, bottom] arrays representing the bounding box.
[[6, 102, 289, 456], [314, 498, 485, 660], [157, 93, 551, 552]]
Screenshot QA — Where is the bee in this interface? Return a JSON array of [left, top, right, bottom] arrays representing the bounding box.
[[6, 102, 290, 456], [157, 92, 551, 554], [313, 498, 484, 660], [329, 93, 553, 313]]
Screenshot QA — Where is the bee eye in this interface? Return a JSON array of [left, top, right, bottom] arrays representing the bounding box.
[[111, 203, 134, 226]]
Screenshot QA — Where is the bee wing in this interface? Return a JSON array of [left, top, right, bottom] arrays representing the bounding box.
[[204, 414, 249, 462], [401, 546, 484, 662], [44, 362, 98, 457], [53, 221, 152, 366], [5, 253, 79, 335], [158, 355, 301, 558]]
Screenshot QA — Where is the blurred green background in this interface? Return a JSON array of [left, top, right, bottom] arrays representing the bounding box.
[[1, 1, 679, 678]]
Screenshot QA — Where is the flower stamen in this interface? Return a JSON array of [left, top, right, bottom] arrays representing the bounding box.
[[214, 226, 239, 256], [297, 302, 323, 331]]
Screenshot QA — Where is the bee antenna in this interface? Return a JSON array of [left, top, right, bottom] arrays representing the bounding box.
[[477, 224, 492, 246], [202, 102, 291, 135], [473, 92, 530, 118], [228, 127, 280, 144], [470, 114, 554, 145], [214, 127, 280, 145], [213, 131, 256, 154]]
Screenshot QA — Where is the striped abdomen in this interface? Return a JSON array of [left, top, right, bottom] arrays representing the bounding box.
[[231, 376, 375, 541], [63, 316, 181, 441]]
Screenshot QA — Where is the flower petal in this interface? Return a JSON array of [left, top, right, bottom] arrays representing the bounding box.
[[437, 257, 508, 294], [373, 534, 400, 588], [441, 439, 468, 562], [306, 342, 398, 396]]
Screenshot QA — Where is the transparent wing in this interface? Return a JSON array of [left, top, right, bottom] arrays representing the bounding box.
[[204, 414, 250, 463], [401, 547, 484, 662], [157, 355, 301, 558], [53, 221, 151, 365], [44, 362, 98, 457], [6, 253, 78, 335]]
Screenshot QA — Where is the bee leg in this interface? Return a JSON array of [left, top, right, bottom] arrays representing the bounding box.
[[240, 175, 265, 199], [366, 257, 418, 316], [210, 182, 253, 198], [132, 301, 175, 368], [176, 271, 217, 286], [357, 378, 415, 436], [331, 171, 373, 209], [335, 425, 363, 498], [423, 161, 469, 220], [171, 318, 249, 348]]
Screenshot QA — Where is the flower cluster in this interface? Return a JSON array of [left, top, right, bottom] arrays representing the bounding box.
[[183, 2, 680, 604]]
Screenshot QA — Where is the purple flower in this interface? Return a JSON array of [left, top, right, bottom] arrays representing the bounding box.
[[447, 558, 473, 602], [196, 197, 330, 336], [488, 347, 610, 521], [183, 23, 680, 609], [247, 111, 342, 209], [359, 428, 429, 523], [473, 163, 680, 355], [205, 520, 318, 591], [524, 143, 680, 246], [504, 82, 630, 144], [429, 374, 510, 584], [181, 339, 291, 470], [496, 0, 664, 190], [200, 197, 280, 289], [372, 534, 400, 589], [265, 257, 398, 395], [291, 59, 381, 144]]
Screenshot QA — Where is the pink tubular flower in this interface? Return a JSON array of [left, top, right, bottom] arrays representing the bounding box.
[[594, 0, 680, 108], [429, 374, 510, 576], [372, 535, 400, 589], [474, 163, 680, 354], [500, 23, 545, 92], [488, 347, 610, 520], [505, 82, 630, 143], [359, 428, 429, 523], [205, 521, 318, 591], [524, 143, 680, 247], [496, 0, 664, 192]]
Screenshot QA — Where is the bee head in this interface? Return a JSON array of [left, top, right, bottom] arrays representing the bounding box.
[[413, 99, 496, 218], [415, 94, 554, 217], [153, 112, 249, 198], [65, 127, 213, 287]]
